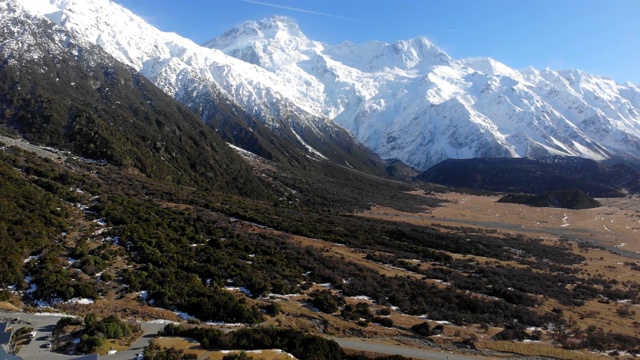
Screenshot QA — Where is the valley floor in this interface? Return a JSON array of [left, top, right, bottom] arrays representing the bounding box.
[[361, 191, 640, 255]]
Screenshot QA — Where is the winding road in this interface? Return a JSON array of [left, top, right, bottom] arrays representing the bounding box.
[[2, 310, 488, 360]]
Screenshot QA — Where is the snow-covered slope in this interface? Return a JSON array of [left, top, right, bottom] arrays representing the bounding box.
[[14, 0, 388, 174], [16, 0, 640, 170], [206, 17, 640, 169]]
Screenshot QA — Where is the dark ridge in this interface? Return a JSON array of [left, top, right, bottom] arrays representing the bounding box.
[[497, 189, 601, 209], [415, 156, 640, 197]]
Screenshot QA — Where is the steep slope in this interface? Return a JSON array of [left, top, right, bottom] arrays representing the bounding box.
[[207, 17, 640, 170], [416, 156, 640, 197], [0, 0, 265, 196], [17, 0, 388, 175]]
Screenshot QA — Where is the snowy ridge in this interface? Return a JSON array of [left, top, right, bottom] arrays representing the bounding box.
[[13, 0, 640, 169], [205, 16, 640, 169], [16, 0, 333, 134]]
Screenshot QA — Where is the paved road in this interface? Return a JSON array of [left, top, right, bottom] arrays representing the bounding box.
[[3, 311, 494, 360], [1, 311, 165, 360], [330, 338, 486, 360]]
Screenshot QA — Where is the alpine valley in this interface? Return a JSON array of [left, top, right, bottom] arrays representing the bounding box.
[[2, 0, 640, 359]]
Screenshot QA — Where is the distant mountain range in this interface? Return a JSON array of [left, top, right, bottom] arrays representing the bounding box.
[[9, 0, 640, 172]]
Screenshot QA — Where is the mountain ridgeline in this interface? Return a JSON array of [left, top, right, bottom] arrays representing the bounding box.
[[0, 1, 265, 197], [16, 0, 640, 172], [416, 156, 640, 197]]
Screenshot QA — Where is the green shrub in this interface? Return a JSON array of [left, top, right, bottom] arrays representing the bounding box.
[[309, 290, 345, 314]]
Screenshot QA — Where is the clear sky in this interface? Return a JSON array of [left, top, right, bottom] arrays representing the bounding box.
[[114, 0, 640, 85]]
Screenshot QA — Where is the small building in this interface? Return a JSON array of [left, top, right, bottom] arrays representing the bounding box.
[[0, 344, 22, 360], [0, 332, 11, 346]]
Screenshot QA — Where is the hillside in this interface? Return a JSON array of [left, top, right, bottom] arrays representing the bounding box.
[[416, 156, 640, 197], [0, 0, 265, 197], [497, 189, 601, 209]]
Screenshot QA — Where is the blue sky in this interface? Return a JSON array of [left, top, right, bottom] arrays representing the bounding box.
[[114, 0, 640, 84]]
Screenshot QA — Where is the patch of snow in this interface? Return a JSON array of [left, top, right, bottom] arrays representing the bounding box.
[[204, 322, 247, 327], [175, 310, 197, 321], [292, 131, 327, 159], [148, 319, 178, 324], [66, 298, 95, 305], [23, 255, 39, 264], [34, 312, 77, 317], [434, 320, 452, 324]]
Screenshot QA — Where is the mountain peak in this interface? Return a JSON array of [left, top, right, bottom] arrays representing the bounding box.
[[204, 16, 318, 69], [257, 15, 301, 33], [461, 57, 522, 79], [205, 16, 306, 47]]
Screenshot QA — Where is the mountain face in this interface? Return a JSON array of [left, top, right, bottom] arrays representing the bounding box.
[[15, 0, 387, 175], [16, 1, 640, 171], [206, 20, 640, 170], [0, 0, 266, 196], [415, 156, 640, 197]]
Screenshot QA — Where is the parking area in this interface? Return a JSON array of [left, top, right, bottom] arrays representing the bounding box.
[[1, 311, 164, 360]]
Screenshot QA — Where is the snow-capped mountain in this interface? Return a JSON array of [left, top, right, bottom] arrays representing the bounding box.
[[14, 0, 640, 170], [0, 0, 265, 194], [206, 18, 640, 169], [13, 0, 387, 175]]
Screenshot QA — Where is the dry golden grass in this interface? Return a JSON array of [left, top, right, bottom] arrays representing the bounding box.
[[286, 234, 424, 280], [0, 301, 21, 311], [380, 192, 640, 253], [57, 295, 181, 322], [475, 340, 613, 360], [259, 294, 403, 338]]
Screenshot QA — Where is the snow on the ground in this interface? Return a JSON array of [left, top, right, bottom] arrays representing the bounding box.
[[148, 319, 178, 324], [66, 298, 95, 305], [34, 312, 79, 317], [175, 310, 197, 321], [23, 255, 39, 264]]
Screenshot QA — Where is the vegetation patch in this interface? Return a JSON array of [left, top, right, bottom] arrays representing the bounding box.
[[497, 189, 601, 209]]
